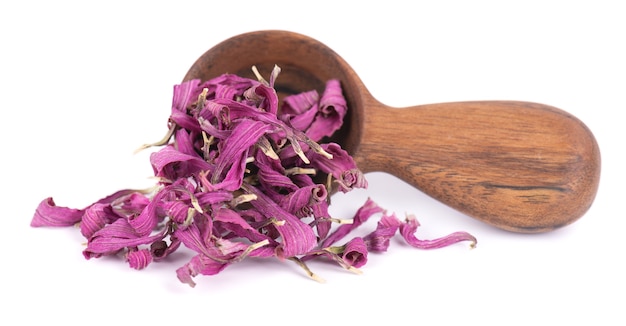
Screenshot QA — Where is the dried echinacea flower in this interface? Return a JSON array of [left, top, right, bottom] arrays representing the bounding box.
[[31, 65, 476, 287]]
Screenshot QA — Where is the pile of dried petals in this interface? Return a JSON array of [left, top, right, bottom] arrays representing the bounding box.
[[31, 65, 476, 287]]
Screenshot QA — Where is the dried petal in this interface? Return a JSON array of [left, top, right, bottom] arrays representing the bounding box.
[[127, 249, 153, 270], [363, 213, 402, 252], [304, 79, 347, 142], [31, 197, 84, 227], [83, 219, 166, 259], [399, 215, 477, 249], [341, 237, 368, 268], [281, 90, 319, 115], [242, 183, 317, 258], [308, 143, 367, 192], [150, 145, 212, 181], [320, 197, 384, 248], [213, 207, 272, 244], [80, 203, 121, 238]]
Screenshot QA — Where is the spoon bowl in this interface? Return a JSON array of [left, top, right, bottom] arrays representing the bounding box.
[[183, 30, 601, 233]]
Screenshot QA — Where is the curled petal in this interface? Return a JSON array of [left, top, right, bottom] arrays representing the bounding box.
[[281, 90, 319, 116], [278, 184, 327, 218], [254, 149, 298, 195], [242, 183, 317, 258], [127, 190, 167, 236], [150, 145, 213, 181], [162, 200, 192, 224], [80, 203, 121, 238], [127, 249, 153, 270], [212, 119, 272, 183], [308, 143, 367, 192], [321, 197, 384, 248], [341, 237, 368, 268], [31, 197, 84, 227], [172, 79, 202, 113], [176, 254, 228, 288], [213, 207, 271, 243], [363, 213, 402, 252], [115, 192, 151, 215], [83, 219, 166, 259], [304, 79, 347, 142], [174, 214, 214, 256], [176, 238, 272, 288], [399, 215, 477, 249], [244, 83, 279, 114]]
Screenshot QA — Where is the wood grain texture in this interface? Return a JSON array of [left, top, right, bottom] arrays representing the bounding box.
[[354, 99, 600, 232], [183, 30, 601, 233]]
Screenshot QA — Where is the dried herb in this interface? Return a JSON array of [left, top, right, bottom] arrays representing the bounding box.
[[31, 65, 476, 287]]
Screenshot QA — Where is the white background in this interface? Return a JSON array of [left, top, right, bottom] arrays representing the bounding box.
[[2, 1, 624, 325]]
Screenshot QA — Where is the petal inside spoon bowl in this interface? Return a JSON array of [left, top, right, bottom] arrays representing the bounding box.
[[183, 30, 601, 233]]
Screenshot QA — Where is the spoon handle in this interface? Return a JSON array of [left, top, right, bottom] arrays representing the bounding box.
[[355, 100, 600, 233]]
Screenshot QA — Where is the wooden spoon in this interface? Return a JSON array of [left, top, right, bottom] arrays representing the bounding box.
[[183, 30, 600, 233]]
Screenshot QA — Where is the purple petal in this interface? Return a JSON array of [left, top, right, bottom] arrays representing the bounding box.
[[281, 90, 319, 116], [242, 183, 317, 258], [83, 219, 166, 259], [308, 143, 367, 192], [254, 149, 298, 195], [172, 79, 202, 113], [213, 207, 272, 243], [321, 197, 384, 248], [126, 249, 153, 270], [173, 128, 198, 157], [31, 197, 84, 227], [244, 83, 279, 114], [341, 237, 368, 268], [303, 79, 347, 142], [115, 192, 151, 214], [174, 215, 213, 256], [127, 189, 166, 237], [399, 215, 477, 249], [287, 104, 319, 132], [176, 254, 228, 288], [80, 203, 122, 238], [278, 184, 327, 218], [175, 237, 272, 288], [211, 119, 272, 184], [363, 213, 402, 252], [150, 145, 212, 181]]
